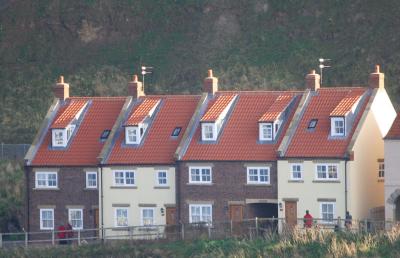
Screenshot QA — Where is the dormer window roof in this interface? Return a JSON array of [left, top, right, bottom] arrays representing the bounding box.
[[50, 100, 88, 148], [124, 98, 160, 145], [258, 94, 293, 142], [200, 94, 237, 141]]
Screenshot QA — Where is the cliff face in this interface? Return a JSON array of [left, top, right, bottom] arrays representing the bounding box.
[[1, 0, 400, 143]]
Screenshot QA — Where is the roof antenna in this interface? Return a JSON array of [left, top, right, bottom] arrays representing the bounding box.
[[141, 66, 154, 89], [319, 58, 331, 86]]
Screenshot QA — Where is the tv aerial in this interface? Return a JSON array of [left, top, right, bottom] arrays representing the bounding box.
[[141, 66, 153, 88], [319, 58, 331, 86]]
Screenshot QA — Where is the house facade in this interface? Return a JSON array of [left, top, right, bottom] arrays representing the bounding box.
[[98, 76, 201, 235], [176, 70, 303, 224], [384, 114, 400, 223], [277, 66, 396, 226], [24, 77, 126, 235]]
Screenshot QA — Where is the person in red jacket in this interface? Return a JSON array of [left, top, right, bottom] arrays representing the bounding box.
[[303, 210, 313, 228], [57, 224, 66, 245]]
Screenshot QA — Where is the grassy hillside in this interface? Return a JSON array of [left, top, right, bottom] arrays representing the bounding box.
[[1, 0, 400, 143]]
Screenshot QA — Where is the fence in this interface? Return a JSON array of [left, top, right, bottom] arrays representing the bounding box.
[[0, 218, 398, 249], [0, 143, 30, 160]]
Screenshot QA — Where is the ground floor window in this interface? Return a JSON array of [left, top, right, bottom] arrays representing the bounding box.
[[68, 209, 83, 229], [189, 204, 212, 223], [115, 208, 128, 227], [141, 208, 155, 226], [320, 202, 335, 222], [40, 208, 54, 230]]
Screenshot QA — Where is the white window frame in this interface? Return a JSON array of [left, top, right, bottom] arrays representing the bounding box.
[[40, 208, 54, 230], [189, 167, 212, 184], [290, 164, 303, 180], [320, 202, 335, 223], [259, 123, 273, 141], [189, 204, 212, 223], [68, 208, 83, 230], [246, 167, 270, 184], [315, 164, 338, 181], [113, 170, 135, 186], [86, 171, 97, 189], [331, 117, 345, 136], [125, 126, 140, 144], [52, 129, 67, 147], [201, 123, 217, 141], [114, 208, 129, 227], [35, 172, 58, 188], [156, 171, 168, 186], [140, 208, 155, 226], [378, 161, 385, 179]]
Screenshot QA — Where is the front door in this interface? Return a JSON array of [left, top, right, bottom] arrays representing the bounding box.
[[166, 207, 176, 225], [285, 201, 297, 227], [229, 205, 244, 221]]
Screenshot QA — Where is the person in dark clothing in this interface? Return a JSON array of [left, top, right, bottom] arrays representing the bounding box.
[[57, 224, 67, 245], [345, 211, 353, 230], [65, 222, 73, 244], [303, 210, 313, 228]]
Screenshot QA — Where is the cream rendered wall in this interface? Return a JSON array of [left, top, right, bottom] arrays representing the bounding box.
[[278, 160, 346, 220], [348, 88, 396, 220], [100, 166, 175, 230], [384, 140, 400, 222]]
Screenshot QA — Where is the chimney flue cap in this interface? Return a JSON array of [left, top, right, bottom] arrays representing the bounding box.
[[208, 69, 213, 78], [132, 75, 139, 82], [374, 65, 380, 73], [310, 69, 316, 74], [58, 75, 64, 84]]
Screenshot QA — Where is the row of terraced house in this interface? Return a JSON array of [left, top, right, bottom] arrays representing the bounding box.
[[24, 65, 400, 237]]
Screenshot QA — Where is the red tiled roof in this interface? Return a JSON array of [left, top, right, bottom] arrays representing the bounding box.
[[50, 100, 88, 128], [107, 95, 200, 164], [385, 113, 400, 139], [182, 91, 300, 161], [259, 94, 293, 122], [285, 87, 369, 158], [32, 97, 126, 166], [124, 98, 160, 126], [200, 94, 237, 122], [330, 91, 362, 116]]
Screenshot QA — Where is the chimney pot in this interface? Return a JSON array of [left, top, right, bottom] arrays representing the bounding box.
[[305, 70, 320, 91], [128, 74, 145, 99], [53, 75, 70, 100], [369, 64, 384, 89], [203, 69, 218, 95]]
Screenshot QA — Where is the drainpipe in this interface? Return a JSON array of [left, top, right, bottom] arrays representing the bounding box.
[[100, 165, 104, 241], [345, 159, 348, 216]]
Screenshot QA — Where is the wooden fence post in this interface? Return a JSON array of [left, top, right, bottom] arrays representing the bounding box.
[[52, 230, 55, 245], [78, 230, 81, 245], [25, 232, 28, 248], [255, 217, 259, 237], [180, 223, 185, 240]]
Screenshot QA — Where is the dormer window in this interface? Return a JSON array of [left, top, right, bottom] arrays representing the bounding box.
[[126, 126, 139, 144], [202, 123, 217, 141], [51, 124, 76, 147], [331, 117, 345, 137], [259, 123, 273, 141]]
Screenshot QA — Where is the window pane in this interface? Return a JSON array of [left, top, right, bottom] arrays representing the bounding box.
[[191, 169, 200, 182], [115, 172, 124, 185], [116, 209, 128, 226], [328, 166, 337, 179], [125, 172, 135, 185], [158, 171, 167, 185], [317, 166, 326, 178], [201, 169, 211, 182]]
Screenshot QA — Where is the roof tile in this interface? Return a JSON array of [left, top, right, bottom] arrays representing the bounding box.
[[124, 98, 160, 126], [50, 100, 88, 128], [259, 94, 293, 122], [385, 113, 400, 139], [200, 94, 236, 122]]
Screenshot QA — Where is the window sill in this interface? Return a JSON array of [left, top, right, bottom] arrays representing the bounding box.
[[110, 186, 138, 189], [84, 188, 98, 191], [187, 183, 213, 186], [312, 180, 340, 183], [288, 180, 304, 183], [245, 183, 271, 186], [153, 186, 170, 189], [33, 188, 60, 191]]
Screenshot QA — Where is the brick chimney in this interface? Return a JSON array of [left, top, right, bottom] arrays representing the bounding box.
[[128, 75, 145, 99], [203, 69, 218, 95], [369, 64, 384, 89], [305, 70, 320, 91], [53, 75, 70, 101]]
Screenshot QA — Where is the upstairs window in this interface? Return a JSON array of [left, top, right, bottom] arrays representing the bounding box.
[[157, 171, 168, 186], [247, 167, 270, 184], [35, 172, 58, 188], [125, 126, 139, 144], [331, 117, 345, 136], [113, 171, 135, 186], [316, 164, 338, 180], [100, 130, 111, 140], [52, 129, 66, 147], [171, 127, 182, 137], [259, 123, 273, 141], [378, 160, 384, 179], [189, 167, 212, 183], [291, 164, 303, 180], [201, 123, 217, 141], [308, 119, 318, 129], [86, 171, 97, 189]]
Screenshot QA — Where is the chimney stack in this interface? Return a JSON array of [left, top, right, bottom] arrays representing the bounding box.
[[53, 75, 70, 101], [305, 70, 320, 91], [369, 64, 384, 89], [128, 75, 145, 99], [203, 69, 218, 95]]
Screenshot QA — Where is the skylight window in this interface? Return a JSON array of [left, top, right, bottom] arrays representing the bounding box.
[[308, 119, 318, 129], [172, 127, 182, 137], [100, 130, 111, 140]]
